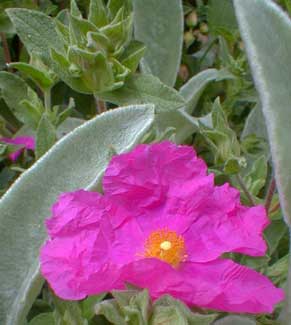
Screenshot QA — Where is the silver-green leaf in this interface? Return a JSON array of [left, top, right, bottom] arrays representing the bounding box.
[[133, 0, 183, 87], [234, 0, 291, 223], [179, 68, 234, 114], [0, 104, 154, 325], [6, 8, 64, 65]]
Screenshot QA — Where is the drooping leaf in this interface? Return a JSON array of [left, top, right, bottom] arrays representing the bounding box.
[[100, 74, 186, 110], [179, 68, 234, 114], [9, 62, 55, 91], [0, 71, 43, 126], [0, 104, 154, 325], [133, 0, 183, 87]]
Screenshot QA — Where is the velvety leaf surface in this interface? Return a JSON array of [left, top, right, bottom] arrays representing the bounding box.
[[6, 8, 64, 64], [234, 0, 291, 225], [133, 0, 183, 87], [0, 104, 154, 325], [100, 74, 185, 111]]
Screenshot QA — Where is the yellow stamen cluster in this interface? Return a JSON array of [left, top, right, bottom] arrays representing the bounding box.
[[143, 229, 187, 267]]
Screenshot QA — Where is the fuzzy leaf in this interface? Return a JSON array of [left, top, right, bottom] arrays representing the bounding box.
[[100, 74, 186, 110], [6, 8, 64, 65], [9, 62, 55, 91], [234, 0, 291, 222], [36, 114, 57, 159], [179, 68, 234, 114], [133, 0, 183, 87], [0, 71, 43, 126], [0, 104, 154, 325]]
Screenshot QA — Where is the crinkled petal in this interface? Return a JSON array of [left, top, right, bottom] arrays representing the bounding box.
[[46, 190, 127, 238], [46, 190, 104, 238], [103, 141, 207, 213], [178, 259, 284, 313], [184, 183, 269, 262], [120, 258, 284, 314], [40, 229, 116, 300]]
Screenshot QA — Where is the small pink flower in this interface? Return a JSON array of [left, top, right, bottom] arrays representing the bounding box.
[[0, 136, 35, 161], [40, 141, 284, 313]]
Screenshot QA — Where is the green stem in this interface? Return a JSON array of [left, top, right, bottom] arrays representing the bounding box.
[[235, 174, 256, 206], [265, 177, 276, 213], [44, 89, 51, 111]]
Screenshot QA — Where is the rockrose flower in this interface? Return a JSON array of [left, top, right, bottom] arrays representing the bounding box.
[[40, 141, 284, 313], [0, 136, 35, 161]]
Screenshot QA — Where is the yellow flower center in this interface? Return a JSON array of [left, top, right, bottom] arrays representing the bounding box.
[[143, 229, 187, 267]]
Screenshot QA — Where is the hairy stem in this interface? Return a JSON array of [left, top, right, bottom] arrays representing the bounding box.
[[235, 174, 256, 206], [265, 177, 276, 213]]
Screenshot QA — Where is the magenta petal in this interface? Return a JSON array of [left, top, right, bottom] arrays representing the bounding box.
[[46, 190, 106, 238], [103, 141, 207, 212], [0, 136, 35, 149], [179, 259, 284, 313], [9, 149, 23, 162], [1, 136, 35, 161], [119, 258, 284, 314], [184, 184, 269, 262], [40, 229, 115, 300], [119, 258, 194, 297]]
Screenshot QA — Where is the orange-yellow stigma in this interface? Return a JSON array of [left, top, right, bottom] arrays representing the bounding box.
[[143, 229, 187, 267]]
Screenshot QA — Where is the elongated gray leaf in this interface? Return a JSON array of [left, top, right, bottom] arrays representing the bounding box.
[[179, 68, 234, 114], [234, 1, 291, 321], [234, 0, 291, 223], [133, 0, 183, 87], [0, 104, 154, 325], [6, 8, 64, 64]]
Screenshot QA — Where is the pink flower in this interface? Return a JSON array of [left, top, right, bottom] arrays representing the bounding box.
[[0, 136, 35, 161], [40, 141, 284, 313]]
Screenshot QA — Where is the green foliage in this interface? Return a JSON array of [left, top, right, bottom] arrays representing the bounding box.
[[95, 288, 217, 325], [214, 315, 256, 325], [0, 71, 44, 128], [6, 8, 64, 65], [179, 68, 234, 114]]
